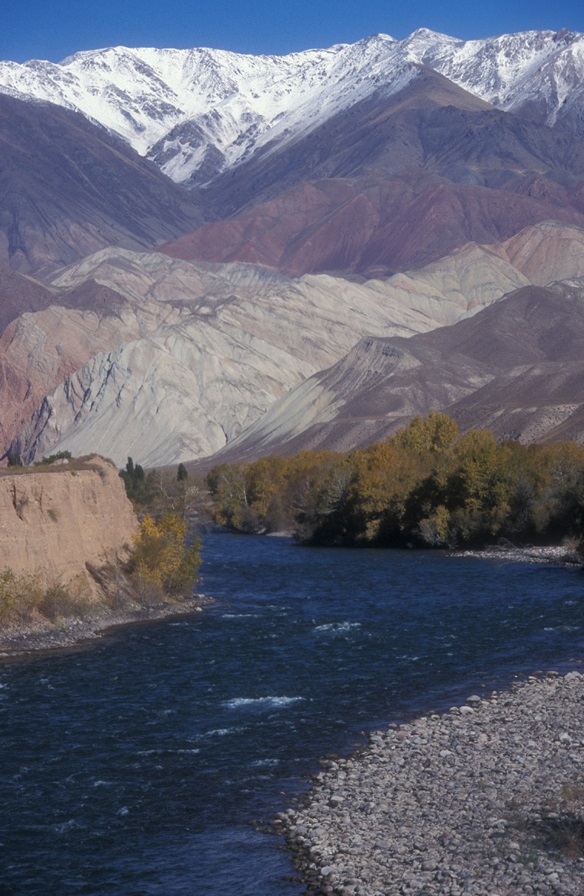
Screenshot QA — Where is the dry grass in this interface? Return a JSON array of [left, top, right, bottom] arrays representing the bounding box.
[[0, 568, 94, 624], [0, 455, 111, 478], [509, 781, 584, 864]]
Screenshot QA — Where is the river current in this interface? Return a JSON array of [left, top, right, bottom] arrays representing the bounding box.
[[1, 534, 583, 895]]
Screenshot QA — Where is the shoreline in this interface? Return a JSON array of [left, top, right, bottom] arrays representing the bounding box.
[[450, 544, 582, 567], [280, 671, 584, 896], [1, 545, 578, 661], [0, 594, 212, 661]]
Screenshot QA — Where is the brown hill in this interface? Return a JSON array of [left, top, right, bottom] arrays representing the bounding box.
[[162, 74, 584, 277], [0, 94, 208, 277]]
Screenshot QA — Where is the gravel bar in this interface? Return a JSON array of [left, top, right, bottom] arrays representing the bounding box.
[[0, 595, 211, 659], [280, 672, 584, 895]]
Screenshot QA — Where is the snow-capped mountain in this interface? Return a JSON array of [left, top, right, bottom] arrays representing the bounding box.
[[4, 29, 584, 467], [0, 36, 418, 186], [403, 28, 584, 133], [1, 28, 583, 189]]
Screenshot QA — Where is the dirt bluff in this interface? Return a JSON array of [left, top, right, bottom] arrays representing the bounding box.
[[0, 456, 138, 596]]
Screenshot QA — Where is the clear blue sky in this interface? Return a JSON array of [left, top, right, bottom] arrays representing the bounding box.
[[3, 0, 584, 63]]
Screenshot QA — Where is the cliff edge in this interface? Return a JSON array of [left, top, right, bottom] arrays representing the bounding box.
[[0, 455, 137, 588], [0, 456, 147, 651], [0, 455, 208, 656]]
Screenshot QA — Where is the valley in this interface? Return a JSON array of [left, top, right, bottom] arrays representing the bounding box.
[[3, 24, 584, 896]]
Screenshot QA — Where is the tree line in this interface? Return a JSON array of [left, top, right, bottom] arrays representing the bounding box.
[[206, 414, 584, 550]]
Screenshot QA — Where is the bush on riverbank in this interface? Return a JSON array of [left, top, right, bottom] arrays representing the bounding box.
[[0, 568, 94, 624], [117, 459, 203, 599], [206, 414, 584, 549], [127, 512, 201, 599]]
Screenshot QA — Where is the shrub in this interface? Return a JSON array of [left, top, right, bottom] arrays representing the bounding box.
[[37, 579, 92, 622], [0, 569, 43, 621], [0, 569, 90, 623], [128, 512, 201, 598], [39, 451, 72, 465]]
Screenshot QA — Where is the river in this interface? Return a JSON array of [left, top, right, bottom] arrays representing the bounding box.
[[1, 534, 583, 894]]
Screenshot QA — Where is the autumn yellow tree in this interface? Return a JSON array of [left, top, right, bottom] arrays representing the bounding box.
[[204, 414, 584, 550], [128, 512, 201, 597]]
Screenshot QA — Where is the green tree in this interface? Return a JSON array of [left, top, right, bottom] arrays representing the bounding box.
[[41, 450, 72, 465], [177, 463, 188, 481], [120, 458, 155, 505]]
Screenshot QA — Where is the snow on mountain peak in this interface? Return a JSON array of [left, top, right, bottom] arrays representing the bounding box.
[[1, 28, 583, 187]]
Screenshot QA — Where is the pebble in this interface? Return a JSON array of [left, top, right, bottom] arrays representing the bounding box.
[[282, 673, 584, 895]]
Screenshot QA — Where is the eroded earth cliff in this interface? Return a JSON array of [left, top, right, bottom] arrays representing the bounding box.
[[0, 456, 140, 639]]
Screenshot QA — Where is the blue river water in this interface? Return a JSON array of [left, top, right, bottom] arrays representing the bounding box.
[[1, 534, 583, 895]]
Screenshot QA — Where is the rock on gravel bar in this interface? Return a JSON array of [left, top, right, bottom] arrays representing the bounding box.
[[280, 673, 584, 895]]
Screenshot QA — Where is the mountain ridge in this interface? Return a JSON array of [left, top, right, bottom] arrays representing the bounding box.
[[4, 220, 584, 467], [3, 29, 584, 467], [0, 93, 207, 276], [2, 28, 584, 190]]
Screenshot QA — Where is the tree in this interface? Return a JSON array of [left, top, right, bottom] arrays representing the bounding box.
[[350, 440, 424, 544], [441, 430, 513, 544], [206, 462, 258, 531], [394, 412, 458, 458], [120, 458, 155, 505], [294, 457, 357, 545], [128, 512, 201, 597], [177, 463, 188, 481]]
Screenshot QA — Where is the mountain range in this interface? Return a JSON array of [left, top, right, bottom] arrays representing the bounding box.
[[3, 28, 584, 186], [1, 28, 584, 467]]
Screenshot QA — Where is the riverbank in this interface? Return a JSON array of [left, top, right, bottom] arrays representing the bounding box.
[[281, 671, 584, 895], [0, 594, 212, 659], [452, 544, 582, 567]]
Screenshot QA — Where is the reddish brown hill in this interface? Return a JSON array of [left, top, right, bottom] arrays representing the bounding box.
[[162, 76, 584, 277], [163, 175, 584, 278]]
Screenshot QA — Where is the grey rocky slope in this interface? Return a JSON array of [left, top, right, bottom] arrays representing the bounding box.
[[7, 220, 584, 468], [4, 234, 530, 467], [215, 221, 584, 460], [222, 281, 584, 459]]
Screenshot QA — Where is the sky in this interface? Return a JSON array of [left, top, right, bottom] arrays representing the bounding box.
[[2, 0, 584, 63]]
